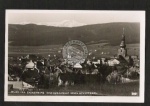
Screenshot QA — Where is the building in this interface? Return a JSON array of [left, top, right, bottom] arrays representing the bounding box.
[[118, 28, 127, 58], [117, 28, 139, 67]]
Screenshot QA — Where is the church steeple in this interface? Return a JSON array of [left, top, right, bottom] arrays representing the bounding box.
[[118, 28, 127, 58], [120, 28, 126, 48]]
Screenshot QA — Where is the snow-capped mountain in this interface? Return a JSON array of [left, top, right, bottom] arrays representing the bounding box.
[[12, 20, 86, 27]]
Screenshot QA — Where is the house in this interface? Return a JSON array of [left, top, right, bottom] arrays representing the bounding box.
[[108, 59, 120, 66]]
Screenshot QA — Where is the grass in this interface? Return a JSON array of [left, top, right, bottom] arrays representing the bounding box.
[[9, 81, 139, 96]]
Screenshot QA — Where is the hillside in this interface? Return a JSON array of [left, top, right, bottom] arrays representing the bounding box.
[[8, 22, 140, 46]]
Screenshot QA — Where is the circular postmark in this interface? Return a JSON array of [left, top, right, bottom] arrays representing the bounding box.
[[62, 40, 88, 64]]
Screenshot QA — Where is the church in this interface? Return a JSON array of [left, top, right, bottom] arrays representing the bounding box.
[[117, 28, 139, 67]]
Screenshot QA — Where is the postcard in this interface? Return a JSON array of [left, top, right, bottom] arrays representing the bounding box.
[[5, 10, 145, 102]]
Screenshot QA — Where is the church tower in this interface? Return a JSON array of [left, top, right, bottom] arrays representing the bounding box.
[[118, 28, 127, 58]]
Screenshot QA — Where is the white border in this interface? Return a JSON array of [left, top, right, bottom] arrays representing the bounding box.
[[4, 10, 145, 103]]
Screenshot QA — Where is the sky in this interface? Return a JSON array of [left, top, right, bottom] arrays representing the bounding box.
[[7, 10, 145, 25]]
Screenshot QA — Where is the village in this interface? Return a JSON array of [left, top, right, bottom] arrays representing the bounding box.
[[8, 29, 140, 95]]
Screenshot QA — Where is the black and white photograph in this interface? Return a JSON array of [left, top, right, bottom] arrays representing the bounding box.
[[5, 10, 145, 102]]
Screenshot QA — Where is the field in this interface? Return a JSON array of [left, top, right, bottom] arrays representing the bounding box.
[[8, 43, 139, 58], [46, 81, 139, 96], [9, 81, 139, 96]]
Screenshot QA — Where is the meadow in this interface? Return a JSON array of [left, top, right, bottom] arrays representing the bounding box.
[[8, 43, 139, 58]]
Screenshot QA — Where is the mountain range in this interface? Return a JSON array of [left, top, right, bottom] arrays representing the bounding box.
[[11, 20, 86, 27], [8, 22, 140, 46]]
